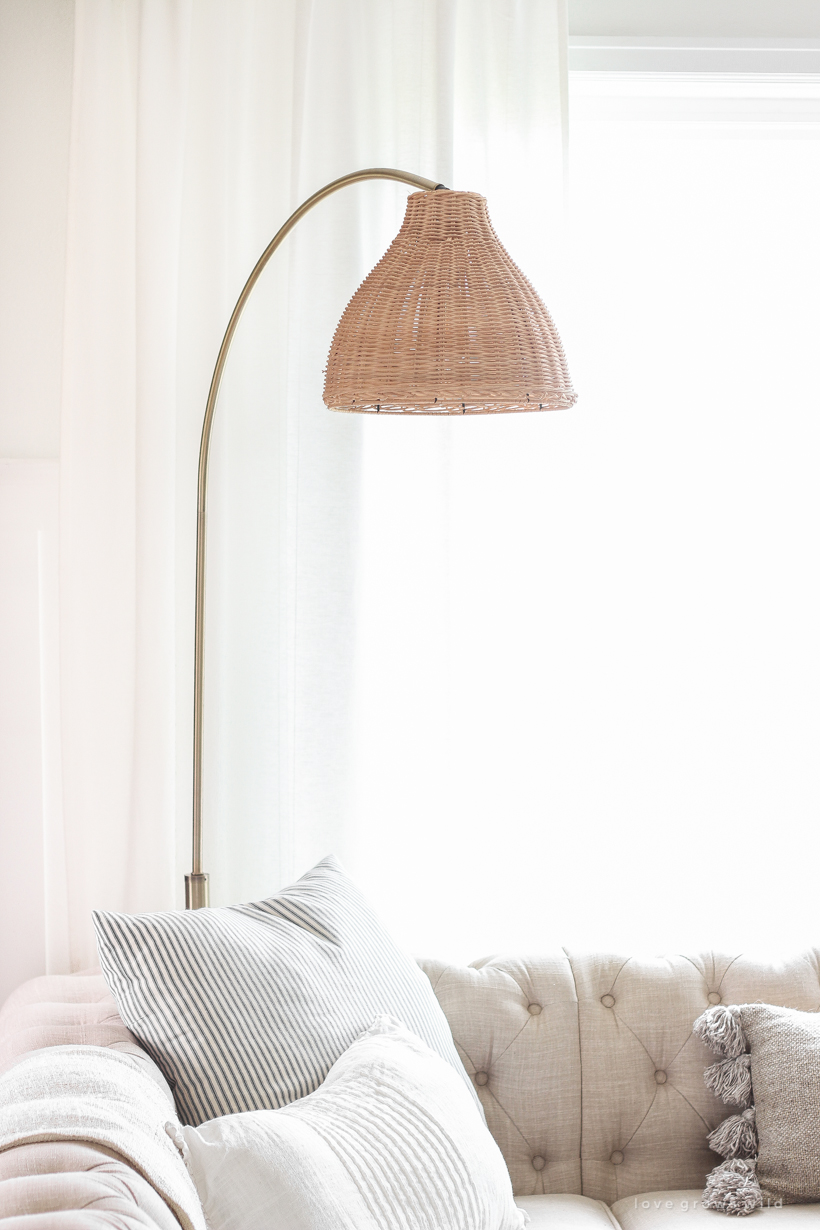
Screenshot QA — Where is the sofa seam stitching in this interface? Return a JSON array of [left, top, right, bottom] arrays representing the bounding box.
[[487, 1016, 532, 1068], [601, 1198, 622, 1227], [718, 953, 744, 989], [667, 1028, 697, 1069], [610, 1011, 657, 1071], [563, 946, 584, 1198], [621, 1085, 659, 1153], [609, 958, 633, 994], [667, 1081, 711, 1132]]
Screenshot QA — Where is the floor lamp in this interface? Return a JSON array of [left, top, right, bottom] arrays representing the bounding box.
[[185, 167, 576, 909]]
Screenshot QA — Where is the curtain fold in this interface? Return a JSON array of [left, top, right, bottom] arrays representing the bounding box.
[[59, 0, 193, 966], [61, 0, 138, 964], [56, 0, 569, 966], [342, 1, 572, 952]]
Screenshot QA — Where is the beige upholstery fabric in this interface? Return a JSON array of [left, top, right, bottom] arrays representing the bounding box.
[[420, 953, 582, 1197], [517, 1194, 620, 1227], [571, 951, 820, 1205], [568, 951, 731, 1204], [613, 1190, 820, 1227], [420, 948, 820, 1204]]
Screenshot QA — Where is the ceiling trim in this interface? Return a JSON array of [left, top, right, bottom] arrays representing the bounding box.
[[569, 1, 820, 40], [569, 36, 820, 74]]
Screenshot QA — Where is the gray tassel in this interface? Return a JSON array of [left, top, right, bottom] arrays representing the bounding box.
[[705, 1054, 752, 1108], [694, 1005, 746, 1059], [708, 1108, 757, 1159], [703, 1158, 762, 1217]]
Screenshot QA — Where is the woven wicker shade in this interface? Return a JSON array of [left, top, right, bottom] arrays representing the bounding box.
[[323, 190, 576, 415]]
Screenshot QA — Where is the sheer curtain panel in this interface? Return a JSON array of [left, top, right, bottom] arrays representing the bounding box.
[[349, 70, 820, 961], [53, 0, 569, 968], [59, 0, 191, 967]]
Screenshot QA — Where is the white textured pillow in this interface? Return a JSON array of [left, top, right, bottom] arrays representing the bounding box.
[[94, 857, 475, 1125], [169, 1016, 527, 1230]]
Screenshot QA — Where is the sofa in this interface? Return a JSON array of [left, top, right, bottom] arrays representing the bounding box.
[[2, 948, 820, 1227]]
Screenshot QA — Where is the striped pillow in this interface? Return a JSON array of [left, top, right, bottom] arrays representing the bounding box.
[[170, 1016, 526, 1230], [94, 857, 472, 1126]]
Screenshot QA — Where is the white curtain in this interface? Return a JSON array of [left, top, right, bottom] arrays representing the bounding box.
[[60, 0, 192, 965], [350, 72, 820, 961], [34, 1, 820, 975], [57, 0, 569, 967]]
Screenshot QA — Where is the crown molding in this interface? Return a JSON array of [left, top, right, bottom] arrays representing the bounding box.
[[569, 36, 820, 74]]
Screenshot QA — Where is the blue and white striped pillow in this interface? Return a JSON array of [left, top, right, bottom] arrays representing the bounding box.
[[94, 857, 472, 1126]]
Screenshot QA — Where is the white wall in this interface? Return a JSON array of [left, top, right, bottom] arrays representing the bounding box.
[[0, 0, 73, 458], [0, 461, 64, 1005], [0, 0, 74, 1003]]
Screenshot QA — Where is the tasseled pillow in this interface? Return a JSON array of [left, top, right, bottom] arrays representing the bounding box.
[[695, 1001, 820, 1215], [694, 1005, 762, 1217]]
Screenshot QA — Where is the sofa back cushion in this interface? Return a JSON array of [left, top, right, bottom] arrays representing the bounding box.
[[419, 953, 582, 1200], [8, 949, 820, 1208], [420, 948, 820, 1204]]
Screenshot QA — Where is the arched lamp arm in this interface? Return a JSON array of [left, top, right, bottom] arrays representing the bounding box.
[[187, 168, 445, 909]]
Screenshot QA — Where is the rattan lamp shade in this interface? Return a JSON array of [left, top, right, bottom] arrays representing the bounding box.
[[323, 190, 576, 415]]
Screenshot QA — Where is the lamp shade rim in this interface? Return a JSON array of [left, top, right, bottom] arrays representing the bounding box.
[[328, 392, 577, 414]]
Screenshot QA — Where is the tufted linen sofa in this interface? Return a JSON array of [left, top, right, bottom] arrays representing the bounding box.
[[3, 949, 820, 1226]]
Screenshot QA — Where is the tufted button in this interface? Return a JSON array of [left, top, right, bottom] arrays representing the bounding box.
[[707, 991, 722, 1005], [610, 1151, 624, 1165], [654, 1070, 667, 1084], [528, 1003, 542, 1016], [474, 1071, 489, 1086], [532, 1156, 546, 1171], [601, 994, 616, 1008]]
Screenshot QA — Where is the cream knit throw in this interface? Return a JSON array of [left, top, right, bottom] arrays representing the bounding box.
[[0, 1045, 206, 1230]]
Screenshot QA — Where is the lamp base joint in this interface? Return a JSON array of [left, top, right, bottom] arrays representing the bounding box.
[[185, 873, 210, 910]]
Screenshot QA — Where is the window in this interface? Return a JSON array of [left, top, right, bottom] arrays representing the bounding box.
[[349, 65, 820, 959]]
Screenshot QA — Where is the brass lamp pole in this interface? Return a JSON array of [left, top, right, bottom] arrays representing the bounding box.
[[186, 169, 443, 909], [186, 167, 576, 908]]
